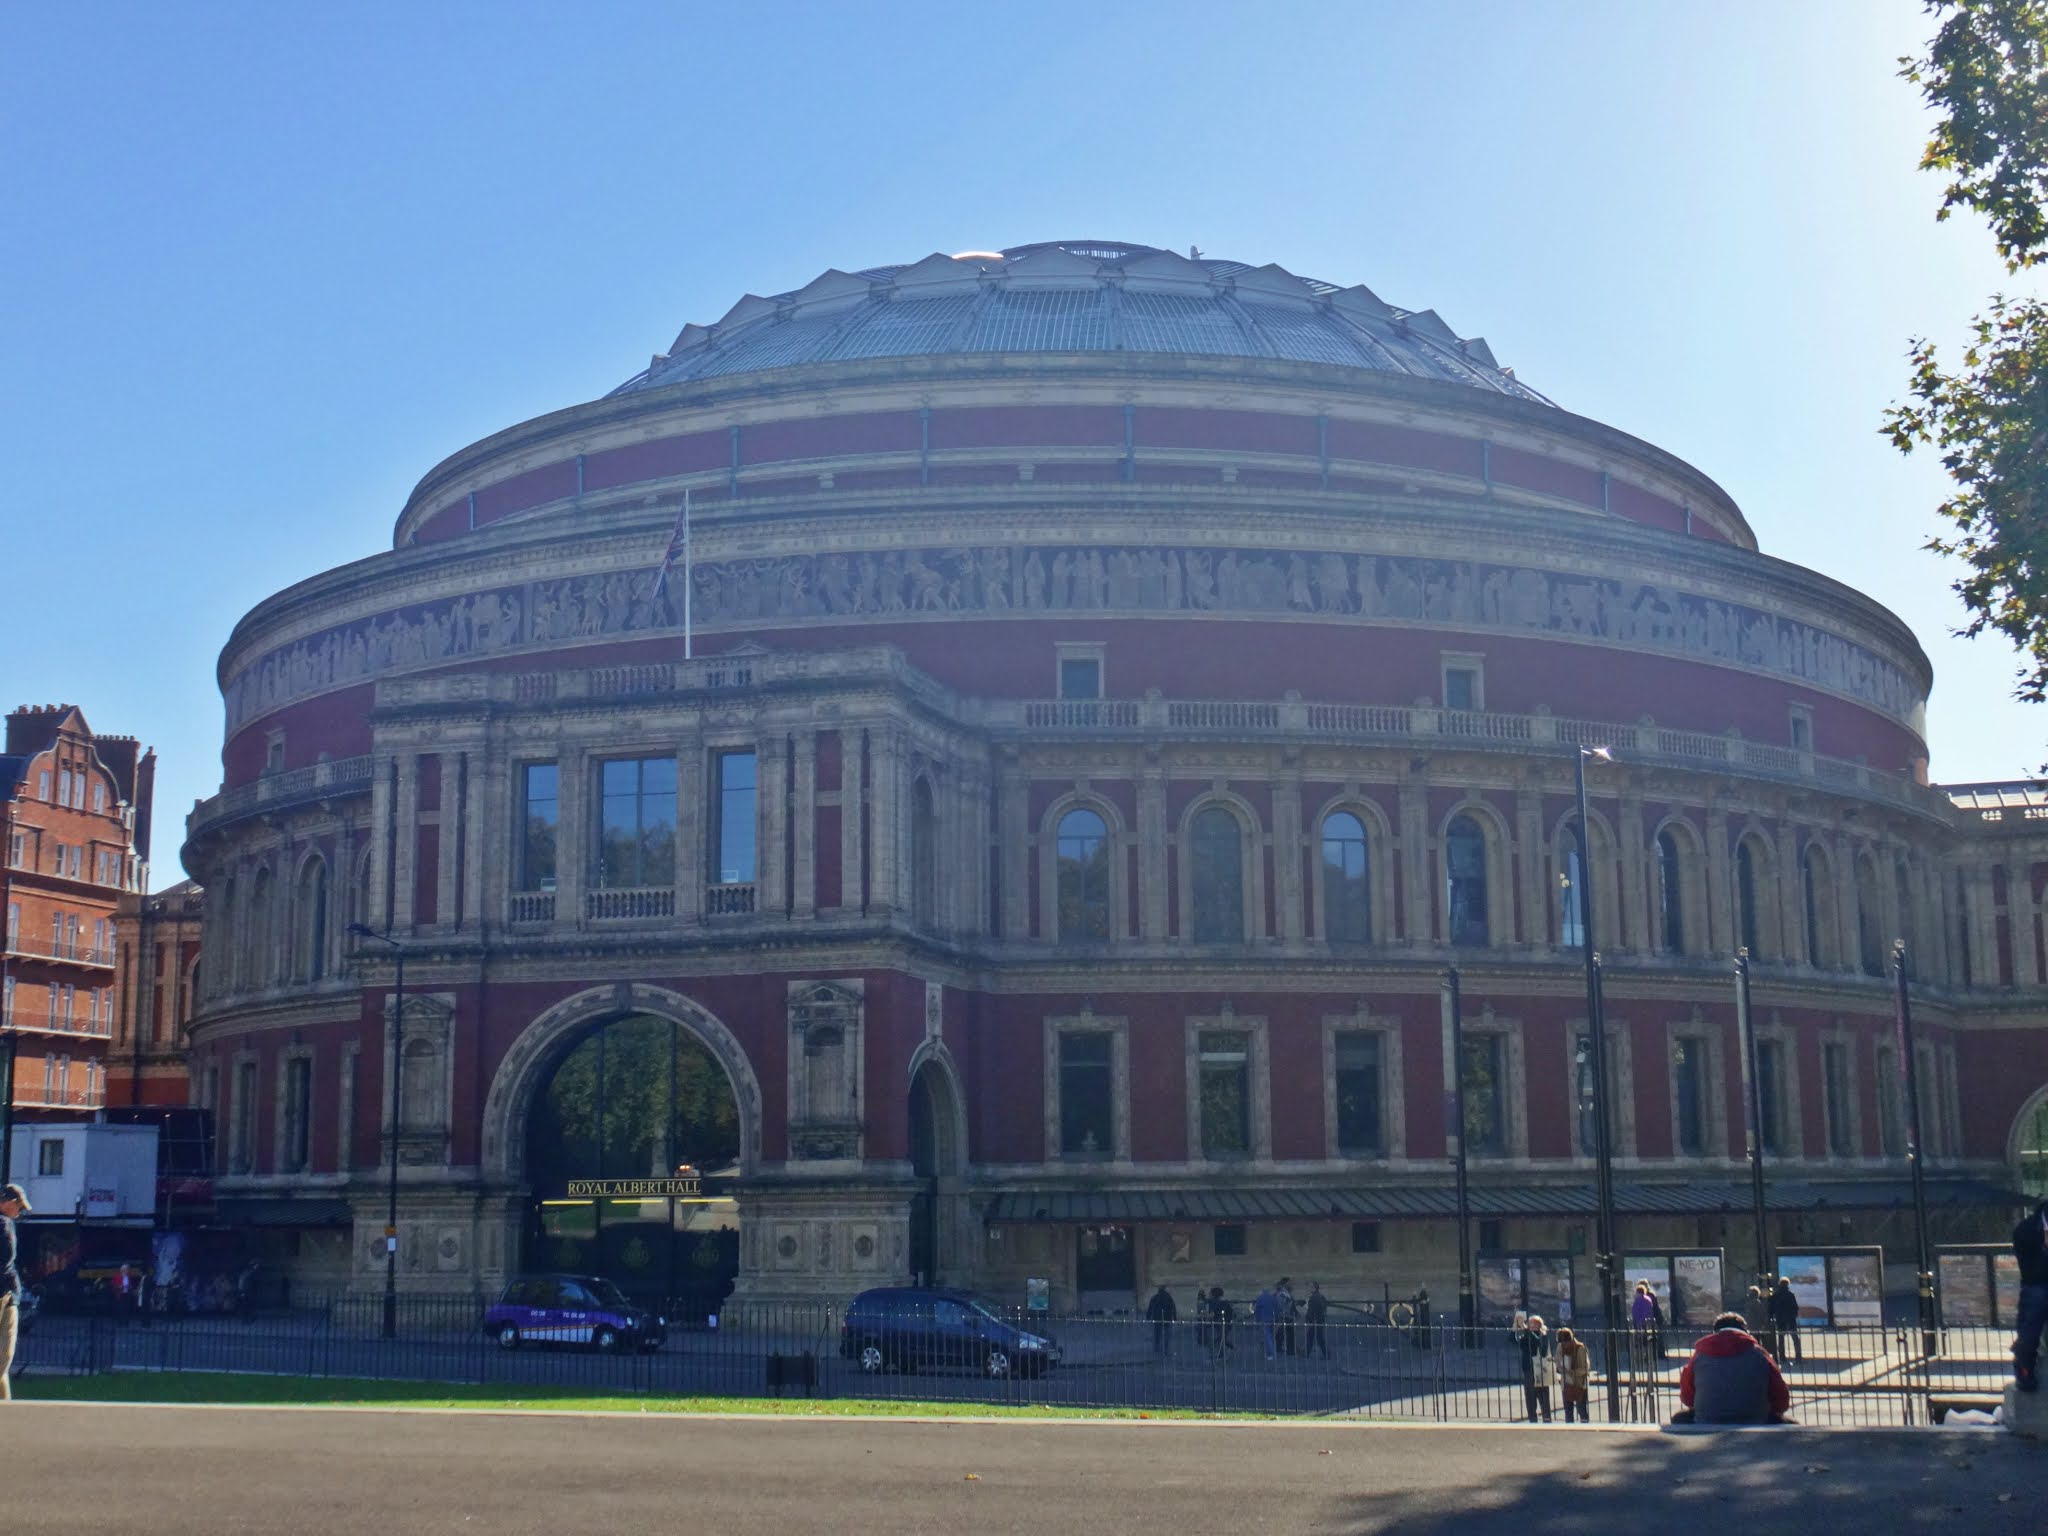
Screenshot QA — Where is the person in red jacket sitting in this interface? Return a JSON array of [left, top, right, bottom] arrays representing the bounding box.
[[1673, 1312, 1793, 1425]]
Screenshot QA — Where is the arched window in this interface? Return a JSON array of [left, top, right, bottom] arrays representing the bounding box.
[[1320, 811, 1371, 942], [1856, 855, 1885, 976], [1056, 808, 1111, 941], [1190, 807, 1244, 943], [1559, 843, 1586, 949], [1735, 841, 1762, 958], [297, 858, 329, 981], [910, 779, 938, 927], [1445, 815, 1489, 948], [1656, 830, 1685, 955], [1803, 846, 1833, 968]]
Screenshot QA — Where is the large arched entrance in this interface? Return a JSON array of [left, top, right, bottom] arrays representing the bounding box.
[[522, 1012, 743, 1313]]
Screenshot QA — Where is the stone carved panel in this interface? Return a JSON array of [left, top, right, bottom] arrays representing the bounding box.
[[787, 979, 863, 1161], [225, 541, 1922, 730]]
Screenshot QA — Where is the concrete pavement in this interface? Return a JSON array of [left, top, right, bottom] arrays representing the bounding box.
[[5, 1403, 2042, 1535]]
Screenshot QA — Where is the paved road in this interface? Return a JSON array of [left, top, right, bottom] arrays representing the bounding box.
[[5, 1404, 2041, 1535]]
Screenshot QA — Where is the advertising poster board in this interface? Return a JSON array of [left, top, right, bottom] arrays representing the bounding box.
[[1623, 1257, 1673, 1321], [1671, 1253, 1724, 1327], [1826, 1252, 1883, 1326], [1476, 1256, 1523, 1325], [1776, 1254, 1828, 1324], [1938, 1252, 1994, 1326], [1026, 1277, 1050, 1313], [1523, 1256, 1574, 1324]]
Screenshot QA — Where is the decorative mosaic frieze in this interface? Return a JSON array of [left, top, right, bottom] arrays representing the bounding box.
[[224, 542, 1921, 731]]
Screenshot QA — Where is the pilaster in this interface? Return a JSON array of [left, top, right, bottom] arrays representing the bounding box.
[[757, 731, 788, 916], [1137, 763, 1168, 940], [1617, 789, 1646, 954], [390, 753, 420, 932], [1398, 769, 1429, 943], [839, 730, 866, 913], [1515, 779, 1545, 949], [1273, 767, 1304, 942], [1704, 803, 1732, 955], [869, 726, 901, 914], [435, 751, 462, 931], [999, 753, 1028, 938], [791, 731, 817, 919]]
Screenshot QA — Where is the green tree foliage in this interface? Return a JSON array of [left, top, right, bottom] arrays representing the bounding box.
[[1889, 2, 2048, 705]]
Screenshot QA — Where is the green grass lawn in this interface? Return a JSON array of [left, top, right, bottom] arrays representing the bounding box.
[[19, 1372, 1240, 1420]]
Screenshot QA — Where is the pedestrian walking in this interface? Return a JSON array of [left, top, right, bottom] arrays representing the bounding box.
[[2012, 1198, 2048, 1393], [1769, 1276, 1802, 1363], [1629, 1281, 1656, 1373], [1743, 1284, 1773, 1357], [1, 1182, 29, 1401], [1555, 1325, 1592, 1422], [1146, 1283, 1177, 1357], [1207, 1285, 1235, 1359], [1253, 1284, 1279, 1360], [1304, 1280, 1329, 1359], [1276, 1277, 1297, 1357], [1517, 1313, 1555, 1422]]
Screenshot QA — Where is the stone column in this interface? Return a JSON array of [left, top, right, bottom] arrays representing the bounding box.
[[462, 750, 492, 935], [2009, 860, 2040, 986], [1833, 835, 1859, 971], [1137, 763, 1168, 941], [791, 732, 817, 920], [390, 753, 420, 933], [1776, 824, 1804, 966], [998, 753, 1028, 939], [868, 727, 901, 915], [840, 730, 866, 913], [1273, 767, 1303, 942], [1515, 780, 1545, 949], [756, 731, 788, 916], [677, 742, 706, 923], [365, 760, 395, 931], [556, 752, 587, 929], [1398, 770, 1430, 943], [1965, 862, 1999, 986], [1618, 789, 1647, 954], [1704, 803, 1732, 955], [964, 761, 993, 937], [435, 751, 463, 932]]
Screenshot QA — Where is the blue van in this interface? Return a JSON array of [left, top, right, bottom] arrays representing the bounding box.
[[839, 1286, 1060, 1378]]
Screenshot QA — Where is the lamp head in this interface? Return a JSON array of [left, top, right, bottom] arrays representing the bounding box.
[[1582, 745, 1613, 762]]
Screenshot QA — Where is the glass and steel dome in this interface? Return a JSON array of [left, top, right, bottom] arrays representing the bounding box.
[[612, 240, 1549, 403]]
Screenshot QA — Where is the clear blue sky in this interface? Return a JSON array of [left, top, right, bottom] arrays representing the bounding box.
[[0, 1, 2031, 889]]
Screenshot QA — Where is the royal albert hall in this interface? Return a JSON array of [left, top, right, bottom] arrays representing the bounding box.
[[181, 240, 2048, 1314]]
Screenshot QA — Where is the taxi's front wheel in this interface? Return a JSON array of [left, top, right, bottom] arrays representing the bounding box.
[[495, 1325, 521, 1351]]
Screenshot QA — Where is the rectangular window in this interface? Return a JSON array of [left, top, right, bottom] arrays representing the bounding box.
[[283, 1057, 312, 1173], [4, 902, 16, 947], [1789, 704, 1813, 752], [1876, 1047, 1904, 1158], [712, 750, 758, 884], [7, 830, 22, 868], [58, 768, 72, 806], [596, 757, 677, 888], [1461, 1034, 1506, 1156], [519, 763, 559, 891], [38, 769, 50, 800], [1444, 666, 1479, 712], [1213, 1223, 1247, 1257], [1198, 1030, 1251, 1157], [1823, 1042, 1854, 1157], [1575, 1032, 1600, 1157], [92, 781, 107, 814], [1756, 1039, 1784, 1156], [1351, 1221, 1381, 1255], [1059, 657, 1102, 700], [1333, 1032, 1383, 1156], [1673, 1038, 1705, 1156], [37, 1139, 63, 1176], [1058, 1031, 1114, 1158]]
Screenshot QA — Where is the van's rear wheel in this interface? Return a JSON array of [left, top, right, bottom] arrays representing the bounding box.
[[984, 1348, 1013, 1379], [858, 1343, 886, 1374]]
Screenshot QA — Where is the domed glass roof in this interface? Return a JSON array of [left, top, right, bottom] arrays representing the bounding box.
[[611, 240, 1549, 404]]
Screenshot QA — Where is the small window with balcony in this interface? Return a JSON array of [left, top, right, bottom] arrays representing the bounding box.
[[595, 757, 677, 889], [1333, 1031, 1384, 1156], [1788, 704, 1814, 753], [710, 750, 757, 912], [1197, 1030, 1252, 1158], [264, 732, 286, 774], [1057, 1031, 1114, 1159], [1672, 1037, 1707, 1156], [1461, 1033, 1508, 1156]]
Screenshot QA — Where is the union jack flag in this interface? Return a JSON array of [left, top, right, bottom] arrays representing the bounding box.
[[652, 489, 690, 598]]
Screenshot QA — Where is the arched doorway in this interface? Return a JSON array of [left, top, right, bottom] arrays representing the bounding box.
[[523, 1013, 742, 1313], [907, 1053, 965, 1285]]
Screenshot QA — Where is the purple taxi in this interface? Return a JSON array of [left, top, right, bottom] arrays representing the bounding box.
[[483, 1273, 666, 1353]]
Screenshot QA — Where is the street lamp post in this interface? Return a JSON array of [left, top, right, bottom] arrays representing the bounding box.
[[1733, 948, 1771, 1296], [1573, 743, 1623, 1423], [1441, 966, 1476, 1346], [347, 922, 404, 1340], [1892, 940, 1938, 1359]]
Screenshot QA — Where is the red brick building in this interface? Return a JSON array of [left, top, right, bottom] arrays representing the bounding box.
[[2, 705, 154, 1129], [179, 241, 2048, 1311], [109, 878, 202, 1108]]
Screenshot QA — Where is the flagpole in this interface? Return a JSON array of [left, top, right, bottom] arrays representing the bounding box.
[[682, 487, 692, 660]]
